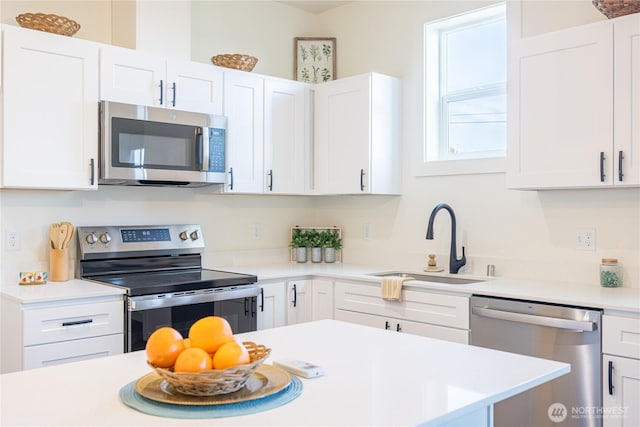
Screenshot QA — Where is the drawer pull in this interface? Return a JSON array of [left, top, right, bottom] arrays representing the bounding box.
[[62, 319, 93, 327], [608, 360, 614, 395]]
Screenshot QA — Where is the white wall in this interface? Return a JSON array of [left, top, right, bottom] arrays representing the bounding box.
[[1, 0, 638, 289]]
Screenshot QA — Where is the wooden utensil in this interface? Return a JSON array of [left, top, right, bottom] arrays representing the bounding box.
[[57, 224, 68, 250], [60, 222, 74, 249], [49, 223, 60, 249]]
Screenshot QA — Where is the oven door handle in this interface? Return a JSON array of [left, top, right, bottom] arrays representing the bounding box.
[[128, 286, 260, 311]]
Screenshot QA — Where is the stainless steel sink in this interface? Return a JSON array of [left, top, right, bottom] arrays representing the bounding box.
[[369, 271, 484, 285]]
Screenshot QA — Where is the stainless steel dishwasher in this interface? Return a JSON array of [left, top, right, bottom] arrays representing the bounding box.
[[470, 295, 602, 427]]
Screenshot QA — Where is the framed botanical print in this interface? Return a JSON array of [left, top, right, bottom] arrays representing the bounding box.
[[294, 37, 336, 83]]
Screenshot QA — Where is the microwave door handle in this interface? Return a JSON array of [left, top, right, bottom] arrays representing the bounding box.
[[195, 129, 205, 170], [201, 128, 210, 172]]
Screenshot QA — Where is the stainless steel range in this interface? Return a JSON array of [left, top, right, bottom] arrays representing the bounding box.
[[76, 224, 259, 352]]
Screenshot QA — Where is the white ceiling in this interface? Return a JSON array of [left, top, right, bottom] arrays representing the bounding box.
[[277, 1, 352, 14]]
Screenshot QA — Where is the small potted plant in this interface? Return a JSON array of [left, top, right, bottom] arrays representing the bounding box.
[[306, 229, 323, 263], [289, 229, 309, 263], [320, 229, 342, 263]]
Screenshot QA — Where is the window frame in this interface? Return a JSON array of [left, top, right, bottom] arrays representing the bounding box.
[[417, 2, 507, 177]]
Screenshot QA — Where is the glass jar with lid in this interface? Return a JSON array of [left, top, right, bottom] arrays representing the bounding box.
[[600, 258, 622, 288]]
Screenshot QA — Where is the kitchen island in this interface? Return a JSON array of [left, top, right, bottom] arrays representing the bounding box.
[[0, 319, 569, 426]]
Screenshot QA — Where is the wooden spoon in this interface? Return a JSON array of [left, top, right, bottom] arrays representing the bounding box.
[[61, 222, 74, 249], [49, 223, 60, 249], [58, 224, 69, 250]]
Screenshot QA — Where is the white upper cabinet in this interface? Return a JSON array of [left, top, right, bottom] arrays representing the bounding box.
[[1, 26, 99, 190], [222, 70, 265, 193], [100, 45, 223, 115], [314, 72, 401, 195], [264, 78, 310, 194], [614, 14, 640, 186], [507, 14, 640, 189]]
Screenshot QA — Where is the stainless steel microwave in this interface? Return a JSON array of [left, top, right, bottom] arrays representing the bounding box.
[[99, 101, 226, 187]]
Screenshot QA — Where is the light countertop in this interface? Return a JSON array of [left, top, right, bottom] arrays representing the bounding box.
[[0, 319, 569, 426], [0, 279, 125, 304], [212, 263, 640, 314], [2, 263, 638, 314]]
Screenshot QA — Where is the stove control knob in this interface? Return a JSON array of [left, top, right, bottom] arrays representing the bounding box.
[[179, 231, 189, 241], [85, 233, 98, 245], [190, 230, 200, 241], [99, 232, 112, 244]]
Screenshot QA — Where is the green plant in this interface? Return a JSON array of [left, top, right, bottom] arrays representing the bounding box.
[[289, 229, 309, 248], [320, 229, 342, 250], [306, 229, 323, 248]]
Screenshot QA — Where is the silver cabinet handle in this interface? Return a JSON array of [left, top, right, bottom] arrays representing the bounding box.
[[600, 151, 606, 182], [471, 306, 596, 331], [159, 79, 164, 105], [360, 169, 365, 191]]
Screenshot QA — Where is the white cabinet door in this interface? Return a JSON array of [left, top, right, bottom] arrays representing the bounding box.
[[1, 26, 98, 190], [314, 73, 401, 195], [99, 46, 165, 108], [613, 13, 640, 186], [264, 78, 309, 194], [100, 46, 223, 114], [311, 279, 334, 321], [603, 355, 640, 427], [286, 280, 313, 325], [223, 71, 264, 193], [507, 20, 613, 189], [166, 60, 223, 115], [257, 281, 286, 330]]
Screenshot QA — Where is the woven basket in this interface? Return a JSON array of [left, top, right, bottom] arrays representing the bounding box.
[[16, 13, 80, 37], [211, 54, 258, 72], [592, 0, 640, 18], [148, 342, 271, 396]]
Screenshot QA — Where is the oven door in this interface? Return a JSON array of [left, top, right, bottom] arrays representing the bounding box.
[[126, 285, 259, 352]]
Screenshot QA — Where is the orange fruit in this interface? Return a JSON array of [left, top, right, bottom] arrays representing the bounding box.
[[174, 347, 213, 373], [145, 327, 184, 368], [212, 340, 250, 370], [182, 338, 192, 349], [188, 316, 234, 354]]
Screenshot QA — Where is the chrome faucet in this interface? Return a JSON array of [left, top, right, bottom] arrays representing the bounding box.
[[426, 203, 466, 274]]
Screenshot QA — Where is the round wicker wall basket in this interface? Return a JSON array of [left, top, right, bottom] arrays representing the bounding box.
[[16, 13, 81, 37], [211, 54, 258, 72], [592, 0, 640, 18]]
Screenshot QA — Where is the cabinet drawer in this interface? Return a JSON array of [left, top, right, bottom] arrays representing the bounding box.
[[23, 333, 124, 370], [335, 281, 469, 329], [23, 299, 124, 346], [335, 309, 469, 344], [603, 314, 640, 359]]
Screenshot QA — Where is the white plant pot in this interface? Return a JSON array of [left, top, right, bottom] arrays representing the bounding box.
[[295, 247, 307, 263], [311, 247, 322, 263], [324, 247, 336, 263]]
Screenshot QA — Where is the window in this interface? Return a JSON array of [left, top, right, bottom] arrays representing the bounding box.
[[422, 3, 506, 175]]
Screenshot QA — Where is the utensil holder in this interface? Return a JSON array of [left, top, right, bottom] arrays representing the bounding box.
[[50, 248, 70, 281]]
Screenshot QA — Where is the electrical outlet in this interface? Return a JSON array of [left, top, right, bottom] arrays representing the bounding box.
[[575, 228, 595, 251], [363, 223, 372, 240], [6, 229, 20, 250], [251, 224, 260, 240]]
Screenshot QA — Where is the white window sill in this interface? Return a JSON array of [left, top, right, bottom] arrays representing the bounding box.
[[413, 156, 506, 177]]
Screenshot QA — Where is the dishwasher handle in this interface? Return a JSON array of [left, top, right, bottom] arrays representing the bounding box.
[[472, 306, 596, 332]]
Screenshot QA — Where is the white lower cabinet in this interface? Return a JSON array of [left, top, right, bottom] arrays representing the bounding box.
[[256, 281, 287, 330], [602, 314, 640, 427], [334, 280, 469, 344], [1, 295, 124, 373], [286, 279, 313, 325], [311, 279, 334, 321]]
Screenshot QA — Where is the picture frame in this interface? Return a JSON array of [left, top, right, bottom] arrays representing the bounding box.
[[294, 37, 336, 83]]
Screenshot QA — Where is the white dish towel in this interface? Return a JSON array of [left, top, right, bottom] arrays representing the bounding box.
[[381, 276, 414, 301]]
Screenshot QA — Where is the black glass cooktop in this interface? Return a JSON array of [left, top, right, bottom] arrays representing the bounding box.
[[87, 269, 258, 297]]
